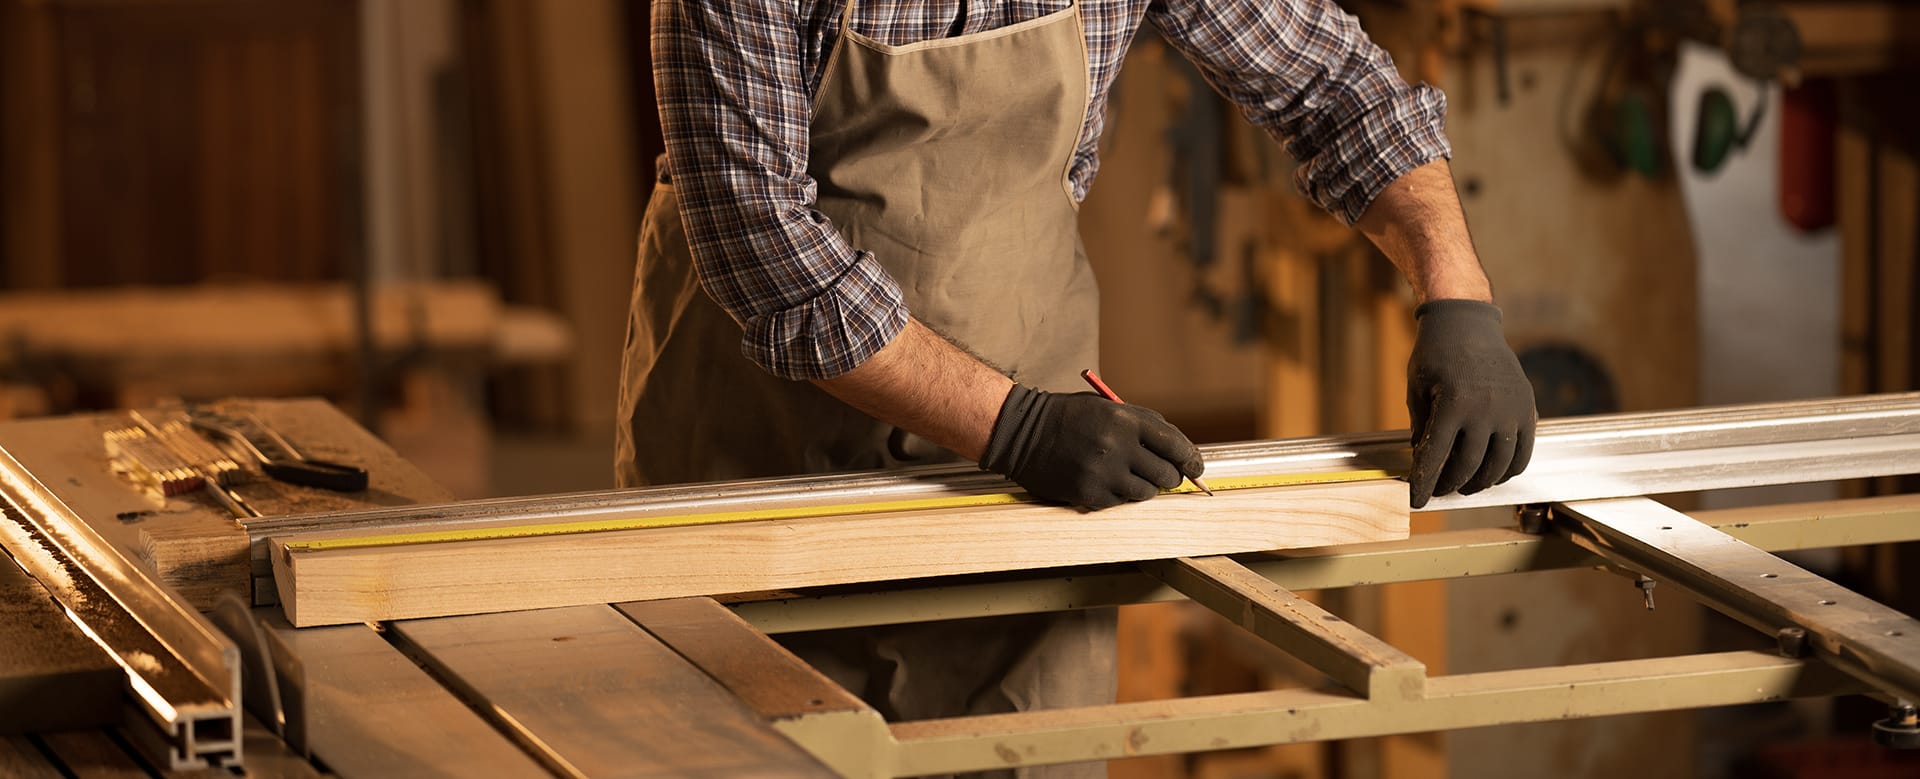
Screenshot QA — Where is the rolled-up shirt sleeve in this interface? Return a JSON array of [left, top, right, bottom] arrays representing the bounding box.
[[653, 0, 908, 381], [1149, 0, 1452, 224]]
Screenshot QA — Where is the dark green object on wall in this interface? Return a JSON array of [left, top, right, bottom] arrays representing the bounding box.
[[1692, 84, 1767, 174]]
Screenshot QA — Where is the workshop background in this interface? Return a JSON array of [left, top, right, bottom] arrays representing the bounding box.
[[2, 0, 1917, 777]]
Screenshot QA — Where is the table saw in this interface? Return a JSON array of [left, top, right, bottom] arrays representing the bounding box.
[[4, 394, 1920, 777]]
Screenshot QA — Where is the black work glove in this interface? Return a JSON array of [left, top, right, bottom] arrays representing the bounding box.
[[1406, 300, 1537, 508], [981, 385, 1205, 510]]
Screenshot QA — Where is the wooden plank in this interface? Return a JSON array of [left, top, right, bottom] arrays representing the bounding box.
[[136, 519, 252, 612], [256, 610, 549, 779], [0, 560, 125, 734], [617, 598, 865, 719], [617, 598, 890, 779], [390, 605, 835, 778], [0, 735, 62, 779], [273, 479, 1409, 626], [36, 730, 148, 778]]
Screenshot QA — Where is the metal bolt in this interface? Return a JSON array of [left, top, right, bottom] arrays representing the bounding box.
[[1875, 701, 1920, 749], [1635, 576, 1657, 611], [1517, 505, 1551, 534], [1776, 626, 1808, 658]]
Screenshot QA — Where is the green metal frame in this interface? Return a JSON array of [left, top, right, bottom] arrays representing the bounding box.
[[721, 496, 1920, 777]]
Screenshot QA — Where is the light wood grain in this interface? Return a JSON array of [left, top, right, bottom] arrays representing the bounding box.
[[273, 479, 1409, 626], [618, 598, 892, 779], [617, 598, 868, 719], [390, 605, 835, 778], [1149, 556, 1426, 702], [256, 610, 549, 779]]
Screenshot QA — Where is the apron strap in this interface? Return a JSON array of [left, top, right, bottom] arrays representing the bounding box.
[[841, 0, 856, 31]]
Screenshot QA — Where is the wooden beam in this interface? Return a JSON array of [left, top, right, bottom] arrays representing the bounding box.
[[618, 597, 891, 779], [617, 598, 869, 720], [256, 610, 550, 778], [272, 479, 1410, 626], [389, 605, 836, 778], [1148, 556, 1427, 702]]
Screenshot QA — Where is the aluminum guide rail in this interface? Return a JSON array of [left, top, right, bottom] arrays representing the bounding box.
[[245, 392, 1920, 543], [0, 447, 241, 770], [1553, 497, 1920, 702]]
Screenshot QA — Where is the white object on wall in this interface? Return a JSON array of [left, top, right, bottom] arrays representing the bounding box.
[[1670, 40, 1841, 506]]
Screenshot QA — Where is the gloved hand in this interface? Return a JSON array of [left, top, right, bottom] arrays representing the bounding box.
[[981, 385, 1205, 510], [1406, 300, 1537, 508]]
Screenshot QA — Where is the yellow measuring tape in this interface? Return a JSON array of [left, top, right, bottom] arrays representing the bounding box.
[[283, 469, 1391, 553]]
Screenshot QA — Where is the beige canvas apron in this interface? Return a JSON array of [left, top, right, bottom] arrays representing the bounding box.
[[617, 3, 1110, 776]]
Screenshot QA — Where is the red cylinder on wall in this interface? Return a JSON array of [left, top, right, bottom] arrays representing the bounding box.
[[1779, 79, 1837, 232]]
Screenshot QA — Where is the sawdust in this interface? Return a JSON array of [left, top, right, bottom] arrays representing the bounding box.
[[124, 649, 164, 674], [0, 509, 77, 595]]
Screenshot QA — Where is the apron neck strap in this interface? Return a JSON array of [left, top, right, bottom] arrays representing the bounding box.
[[841, 0, 856, 30]]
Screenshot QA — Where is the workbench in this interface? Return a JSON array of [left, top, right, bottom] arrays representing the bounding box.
[[4, 396, 1920, 777]]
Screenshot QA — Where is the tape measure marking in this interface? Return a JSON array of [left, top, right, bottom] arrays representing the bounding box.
[[283, 469, 1391, 553]]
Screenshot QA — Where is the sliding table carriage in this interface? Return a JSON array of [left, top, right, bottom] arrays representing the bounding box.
[[3, 394, 1920, 776]]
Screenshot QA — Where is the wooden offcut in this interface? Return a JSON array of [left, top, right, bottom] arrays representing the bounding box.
[[271, 478, 1408, 627]]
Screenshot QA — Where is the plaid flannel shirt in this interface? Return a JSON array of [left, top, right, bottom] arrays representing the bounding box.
[[653, 0, 1451, 380]]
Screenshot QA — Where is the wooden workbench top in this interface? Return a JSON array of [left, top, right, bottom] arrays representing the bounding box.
[[0, 398, 452, 609]]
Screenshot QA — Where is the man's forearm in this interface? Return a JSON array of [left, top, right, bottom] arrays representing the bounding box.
[[811, 318, 1012, 461], [1354, 159, 1491, 304]]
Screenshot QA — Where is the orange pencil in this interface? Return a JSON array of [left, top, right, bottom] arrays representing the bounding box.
[[1080, 369, 1214, 496]]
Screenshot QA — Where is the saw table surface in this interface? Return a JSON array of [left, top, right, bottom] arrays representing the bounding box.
[[0, 400, 847, 777], [0, 399, 450, 609], [9, 395, 1920, 777]]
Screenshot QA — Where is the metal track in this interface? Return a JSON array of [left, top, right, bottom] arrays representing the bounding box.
[[0, 447, 241, 770], [1554, 497, 1920, 703], [246, 392, 1920, 543]]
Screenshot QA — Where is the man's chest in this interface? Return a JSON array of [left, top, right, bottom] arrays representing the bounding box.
[[799, 0, 1140, 82], [831, 0, 1074, 41]]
